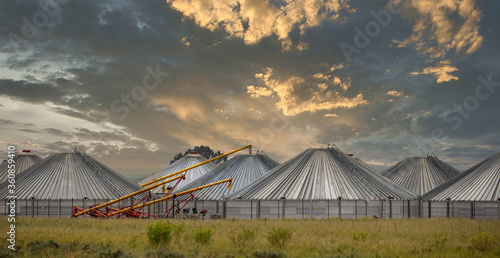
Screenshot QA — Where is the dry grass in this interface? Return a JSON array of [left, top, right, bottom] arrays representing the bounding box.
[[1, 217, 499, 257]]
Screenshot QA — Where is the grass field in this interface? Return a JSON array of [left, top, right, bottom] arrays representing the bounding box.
[[1, 217, 499, 257]]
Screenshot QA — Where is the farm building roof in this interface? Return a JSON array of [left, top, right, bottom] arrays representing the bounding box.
[[382, 156, 460, 196], [422, 151, 500, 201], [227, 146, 416, 200], [175, 152, 279, 200], [138, 153, 217, 195], [0, 150, 144, 200], [0, 152, 42, 184]]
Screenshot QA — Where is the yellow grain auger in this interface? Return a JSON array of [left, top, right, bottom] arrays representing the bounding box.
[[72, 145, 251, 218]]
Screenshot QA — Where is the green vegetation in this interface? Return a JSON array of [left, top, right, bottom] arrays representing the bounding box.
[[266, 226, 293, 249], [146, 221, 174, 248], [193, 227, 214, 245], [351, 231, 367, 241], [229, 226, 257, 247], [1, 217, 499, 257]]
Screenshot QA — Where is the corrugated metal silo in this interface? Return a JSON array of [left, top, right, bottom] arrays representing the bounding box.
[[227, 146, 416, 200], [382, 156, 460, 196], [175, 152, 279, 200]]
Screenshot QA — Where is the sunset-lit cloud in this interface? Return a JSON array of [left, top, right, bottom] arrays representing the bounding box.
[[393, 0, 483, 59], [410, 62, 459, 83], [386, 90, 404, 97], [166, 0, 354, 50], [0, 0, 498, 177], [246, 67, 368, 116]]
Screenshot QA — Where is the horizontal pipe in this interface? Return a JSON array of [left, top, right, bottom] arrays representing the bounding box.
[[141, 144, 251, 187], [108, 178, 233, 217]]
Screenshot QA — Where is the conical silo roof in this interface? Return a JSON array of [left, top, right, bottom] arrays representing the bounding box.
[[350, 157, 380, 174], [0, 152, 42, 184], [0, 151, 145, 200], [138, 153, 217, 194], [382, 156, 460, 196], [175, 152, 279, 200], [227, 147, 416, 200], [422, 151, 500, 201]]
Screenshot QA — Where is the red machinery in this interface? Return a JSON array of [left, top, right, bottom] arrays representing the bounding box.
[[72, 145, 250, 218]]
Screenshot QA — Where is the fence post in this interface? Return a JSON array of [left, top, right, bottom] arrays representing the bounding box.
[[310, 200, 313, 219], [471, 201, 474, 219], [355, 200, 358, 219], [216, 200, 219, 214], [338, 199, 342, 219], [389, 199, 392, 219], [327, 200, 330, 218], [407, 200, 411, 219], [428, 201, 431, 218], [48, 199, 50, 218], [277, 200, 280, 219], [250, 200, 253, 220], [58, 199, 62, 218]]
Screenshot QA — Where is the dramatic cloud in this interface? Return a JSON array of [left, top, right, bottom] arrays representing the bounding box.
[[394, 0, 483, 58], [386, 90, 404, 97], [0, 0, 498, 176], [246, 67, 368, 116], [166, 0, 354, 50], [410, 61, 459, 83]]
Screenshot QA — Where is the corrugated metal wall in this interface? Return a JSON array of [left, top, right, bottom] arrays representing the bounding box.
[[2, 199, 498, 219]]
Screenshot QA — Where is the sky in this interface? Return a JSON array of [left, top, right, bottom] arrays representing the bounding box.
[[1, 0, 499, 178]]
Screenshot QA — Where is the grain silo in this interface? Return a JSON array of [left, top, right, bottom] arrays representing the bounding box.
[[0, 149, 144, 200], [422, 151, 500, 201], [0, 150, 42, 184], [175, 152, 279, 200], [138, 153, 217, 195], [227, 146, 416, 200], [349, 156, 380, 174], [382, 155, 460, 196]]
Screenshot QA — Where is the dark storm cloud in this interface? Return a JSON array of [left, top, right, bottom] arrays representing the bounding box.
[[0, 0, 499, 175]]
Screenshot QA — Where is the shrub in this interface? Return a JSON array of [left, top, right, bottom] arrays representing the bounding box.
[[147, 221, 174, 248], [431, 234, 448, 249], [193, 227, 215, 245], [173, 224, 185, 244], [469, 231, 492, 252], [351, 232, 367, 241], [230, 226, 257, 247], [128, 235, 139, 249], [266, 226, 292, 249]]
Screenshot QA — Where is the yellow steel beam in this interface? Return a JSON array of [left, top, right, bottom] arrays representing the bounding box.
[[141, 144, 251, 187], [73, 145, 250, 217], [108, 178, 233, 217], [73, 174, 185, 217]]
